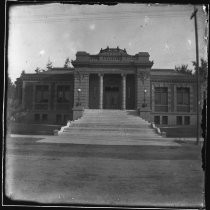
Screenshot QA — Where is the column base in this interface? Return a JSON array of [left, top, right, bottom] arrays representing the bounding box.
[[99, 105, 103, 109], [138, 107, 151, 122]]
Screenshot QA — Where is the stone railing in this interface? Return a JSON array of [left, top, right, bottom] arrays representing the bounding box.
[[54, 120, 71, 136], [151, 122, 167, 137], [54, 106, 85, 136]]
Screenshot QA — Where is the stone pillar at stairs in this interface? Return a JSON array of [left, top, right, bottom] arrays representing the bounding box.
[[136, 69, 151, 122], [73, 70, 89, 108]]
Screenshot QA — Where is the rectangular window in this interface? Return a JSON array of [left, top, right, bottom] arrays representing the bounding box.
[[42, 114, 48, 122], [57, 86, 70, 103], [155, 87, 168, 112], [176, 116, 182, 125], [177, 87, 190, 112], [35, 86, 49, 103], [184, 116, 190, 125], [162, 116, 168, 125], [154, 116, 160, 125], [177, 87, 190, 105], [34, 114, 40, 122]]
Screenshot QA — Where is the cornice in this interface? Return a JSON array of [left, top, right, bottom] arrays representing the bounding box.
[[72, 61, 153, 68], [151, 75, 196, 83], [21, 74, 74, 81], [151, 78, 196, 83]]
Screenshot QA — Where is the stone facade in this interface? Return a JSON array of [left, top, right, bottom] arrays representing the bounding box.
[[16, 47, 200, 126]]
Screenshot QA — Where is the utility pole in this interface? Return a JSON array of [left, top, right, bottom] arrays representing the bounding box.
[[190, 6, 200, 145]]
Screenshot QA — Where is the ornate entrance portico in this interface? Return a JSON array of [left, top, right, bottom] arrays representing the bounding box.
[[88, 73, 135, 110], [71, 47, 153, 113]]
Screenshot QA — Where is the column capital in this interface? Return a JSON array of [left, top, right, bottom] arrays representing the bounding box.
[[98, 73, 104, 77], [121, 73, 127, 77], [136, 71, 150, 80], [22, 80, 26, 87]]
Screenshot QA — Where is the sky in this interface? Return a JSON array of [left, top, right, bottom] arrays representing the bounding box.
[[8, 3, 208, 82]]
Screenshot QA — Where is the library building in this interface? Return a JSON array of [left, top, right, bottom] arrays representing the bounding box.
[[16, 47, 203, 127]]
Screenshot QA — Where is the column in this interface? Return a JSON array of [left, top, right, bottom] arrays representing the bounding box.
[[99, 74, 103, 109], [32, 84, 35, 111], [22, 81, 26, 109], [174, 85, 177, 112], [84, 73, 89, 108], [121, 74, 126, 110]]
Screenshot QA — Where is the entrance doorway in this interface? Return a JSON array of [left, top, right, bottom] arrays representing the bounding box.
[[104, 86, 120, 109], [104, 74, 121, 109], [89, 74, 99, 109], [89, 73, 135, 110]]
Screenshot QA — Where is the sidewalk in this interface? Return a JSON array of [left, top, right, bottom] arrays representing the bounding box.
[[8, 134, 204, 147], [7, 134, 178, 146]]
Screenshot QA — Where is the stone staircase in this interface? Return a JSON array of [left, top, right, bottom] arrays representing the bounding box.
[[59, 109, 164, 140]]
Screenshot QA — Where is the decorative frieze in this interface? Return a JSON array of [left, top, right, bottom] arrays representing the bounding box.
[[72, 47, 153, 68]]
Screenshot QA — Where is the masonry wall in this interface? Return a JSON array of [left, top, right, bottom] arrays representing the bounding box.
[[150, 80, 199, 126], [136, 68, 151, 121], [73, 70, 89, 108], [21, 75, 74, 125]]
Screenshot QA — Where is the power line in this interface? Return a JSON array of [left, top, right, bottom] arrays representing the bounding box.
[[191, 6, 200, 145], [11, 9, 192, 18], [11, 9, 192, 20], [10, 13, 192, 24]]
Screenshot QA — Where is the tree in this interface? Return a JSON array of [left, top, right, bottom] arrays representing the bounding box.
[[21, 70, 25, 76], [192, 58, 208, 81], [192, 58, 208, 108], [175, 64, 193, 75], [46, 59, 53, 69], [7, 76, 27, 123], [7, 77, 15, 99], [64, 57, 71, 68], [7, 77, 17, 122], [35, 67, 41, 73]]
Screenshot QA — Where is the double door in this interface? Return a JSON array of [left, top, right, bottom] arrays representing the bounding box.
[[104, 86, 120, 109]]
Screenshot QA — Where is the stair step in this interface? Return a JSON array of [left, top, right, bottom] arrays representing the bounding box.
[[59, 109, 162, 140]]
